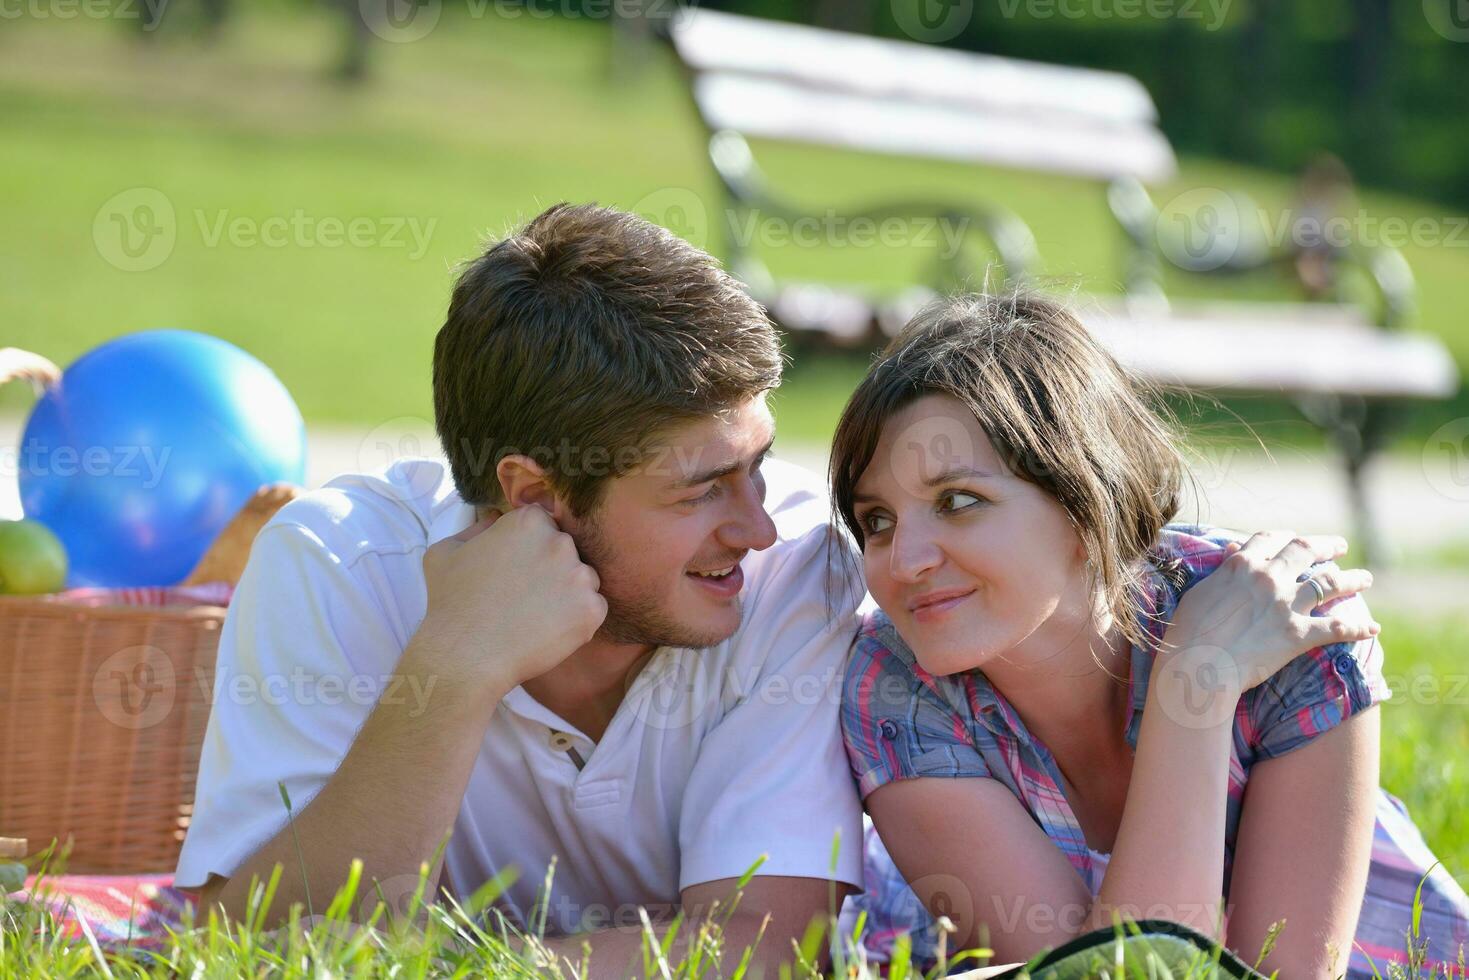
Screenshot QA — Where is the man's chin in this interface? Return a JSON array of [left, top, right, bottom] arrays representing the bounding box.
[[598, 597, 743, 651], [663, 596, 743, 651]]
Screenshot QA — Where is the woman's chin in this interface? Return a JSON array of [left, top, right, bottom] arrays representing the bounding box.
[[910, 641, 988, 678]]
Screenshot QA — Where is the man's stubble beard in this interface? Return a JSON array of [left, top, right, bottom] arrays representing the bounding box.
[[574, 512, 741, 651]]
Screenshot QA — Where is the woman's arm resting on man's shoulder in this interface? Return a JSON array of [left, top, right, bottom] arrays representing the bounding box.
[[1226, 706, 1380, 977]]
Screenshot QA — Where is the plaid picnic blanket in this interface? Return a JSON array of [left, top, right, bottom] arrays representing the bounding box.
[[47, 582, 236, 608], [7, 873, 196, 950]]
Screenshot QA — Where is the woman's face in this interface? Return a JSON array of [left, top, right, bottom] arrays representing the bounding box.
[[851, 394, 1095, 677]]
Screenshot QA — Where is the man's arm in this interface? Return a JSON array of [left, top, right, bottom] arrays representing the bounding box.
[[193, 505, 608, 928], [535, 876, 855, 979], [195, 628, 510, 925]]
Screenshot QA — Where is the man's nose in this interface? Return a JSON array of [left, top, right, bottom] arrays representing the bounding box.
[[720, 476, 778, 553]]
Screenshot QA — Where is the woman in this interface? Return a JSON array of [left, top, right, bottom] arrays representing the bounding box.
[[831, 294, 1469, 977]]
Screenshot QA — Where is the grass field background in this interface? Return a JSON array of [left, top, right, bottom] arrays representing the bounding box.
[[1, 0, 1465, 922], [3, 3, 1469, 447]]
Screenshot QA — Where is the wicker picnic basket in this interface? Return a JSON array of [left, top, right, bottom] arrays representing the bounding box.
[[0, 595, 226, 874]]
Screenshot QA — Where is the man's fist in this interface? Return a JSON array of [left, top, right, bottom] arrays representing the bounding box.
[[417, 505, 608, 696]]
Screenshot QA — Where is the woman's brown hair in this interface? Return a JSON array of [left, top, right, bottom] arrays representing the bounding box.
[[829, 292, 1189, 654]]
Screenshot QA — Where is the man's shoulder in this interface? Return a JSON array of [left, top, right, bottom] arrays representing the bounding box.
[[760, 455, 834, 543], [257, 457, 471, 569], [743, 455, 858, 596]]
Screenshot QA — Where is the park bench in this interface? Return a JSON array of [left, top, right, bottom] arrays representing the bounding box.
[[660, 8, 1460, 561]]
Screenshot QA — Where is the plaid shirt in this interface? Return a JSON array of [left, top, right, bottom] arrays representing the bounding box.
[[840, 523, 1468, 978]]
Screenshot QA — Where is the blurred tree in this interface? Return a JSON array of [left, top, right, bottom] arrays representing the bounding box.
[[335, 0, 373, 82]]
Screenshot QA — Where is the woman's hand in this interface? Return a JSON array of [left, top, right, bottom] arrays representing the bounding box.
[[1151, 530, 1378, 728]]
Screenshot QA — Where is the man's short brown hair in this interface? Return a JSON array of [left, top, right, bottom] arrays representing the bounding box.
[[433, 202, 782, 517]]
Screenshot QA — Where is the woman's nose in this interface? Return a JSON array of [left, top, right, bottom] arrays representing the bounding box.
[[889, 522, 942, 582]]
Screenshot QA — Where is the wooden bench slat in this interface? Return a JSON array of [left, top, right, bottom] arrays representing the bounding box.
[[695, 72, 1178, 182], [762, 283, 1459, 398], [1077, 307, 1460, 398], [672, 9, 1162, 128]]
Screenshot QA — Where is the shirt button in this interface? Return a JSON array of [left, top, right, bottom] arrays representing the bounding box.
[[879, 720, 899, 740], [548, 730, 576, 752], [1334, 653, 1355, 674]]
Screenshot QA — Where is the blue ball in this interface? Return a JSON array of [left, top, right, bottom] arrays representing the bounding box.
[[19, 330, 307, 587]]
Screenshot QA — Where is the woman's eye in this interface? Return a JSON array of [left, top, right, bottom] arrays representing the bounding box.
[[940, 491, 983, 512], [861, 512, 893, 535]]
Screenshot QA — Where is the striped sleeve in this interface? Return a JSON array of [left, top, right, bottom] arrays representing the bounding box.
[[839, 624, 989, 800], [1246, 583, 1393, 760]]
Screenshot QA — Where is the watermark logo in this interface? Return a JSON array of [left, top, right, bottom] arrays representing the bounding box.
[[1423, 417, 1469, 502], [892, 0, 973, 43], [1424, 0, 1469, 41], [631, 187, 709, 251], [360, 0, 441, 42], [93, 187, 176, 273], [0, 0, 172, 29], [1155, 187, 1246, 272], [1150, 643, 1242, 730], [624, 656, 720, 732], [358, 416, 444, 503], [92, 187, 438, 271], [884, 411, 978, 502], [93, 645, 176, 731]]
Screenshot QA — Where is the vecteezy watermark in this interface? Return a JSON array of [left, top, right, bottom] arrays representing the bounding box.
[[92, 651, 441, 730], [195, 209, 436, 258], [93, 187, 177, 273], [624, 655, 844, 733], [1423, 0, 1469, 41], [1150, 644, 1244, 730], [993, 0, 1230, 28], [356, 416, 446, 504], [93, 645, 178, 731], [890, 0, 1230, 43], [0, 0, 171, 28], [1381, 669, 1469, 708], [203, 663, 440, 716], [1423, 417, 1469, 503], [629, 188, 973, 259], [1155, 187, 1469, 272], [359, 0, 684, 44], [6, 439, 172, 488], [891, 0, 974, 43], [92, 188, 438, 272]]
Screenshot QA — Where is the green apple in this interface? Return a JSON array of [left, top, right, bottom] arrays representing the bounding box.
[[0, 861, 25, 894], [0, 518, 68, 595]]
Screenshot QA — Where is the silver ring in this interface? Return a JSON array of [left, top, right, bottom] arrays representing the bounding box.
[[1303, 575, 1327, 603]]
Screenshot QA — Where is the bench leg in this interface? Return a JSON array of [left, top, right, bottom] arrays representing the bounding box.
[[1295, 393, 1402, 568]]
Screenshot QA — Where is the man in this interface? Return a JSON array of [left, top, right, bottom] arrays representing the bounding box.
[[175, 203, 865, 975]]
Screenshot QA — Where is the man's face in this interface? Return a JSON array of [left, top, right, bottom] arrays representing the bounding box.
[[566, 392, 779, 650]]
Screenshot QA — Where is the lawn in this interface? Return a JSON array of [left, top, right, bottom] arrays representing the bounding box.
[[0, 6, 1465, 975], [2, 2, 1468, 447]]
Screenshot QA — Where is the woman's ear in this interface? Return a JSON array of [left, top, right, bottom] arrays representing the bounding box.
[[495, 454, 568, 523]]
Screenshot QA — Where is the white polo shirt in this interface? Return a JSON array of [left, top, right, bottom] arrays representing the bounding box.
[[174, 455, 866, 933]]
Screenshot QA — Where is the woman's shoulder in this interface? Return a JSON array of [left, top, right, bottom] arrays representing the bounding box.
[[845, 609, 971, 699], [1149, 523, 1249, 584], [852, 608, 919, 669]]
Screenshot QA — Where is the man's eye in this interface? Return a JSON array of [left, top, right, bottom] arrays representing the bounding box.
[[692, 483, 723, 503]]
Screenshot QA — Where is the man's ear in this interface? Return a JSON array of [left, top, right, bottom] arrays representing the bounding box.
[[495, 454, 570, 524]]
